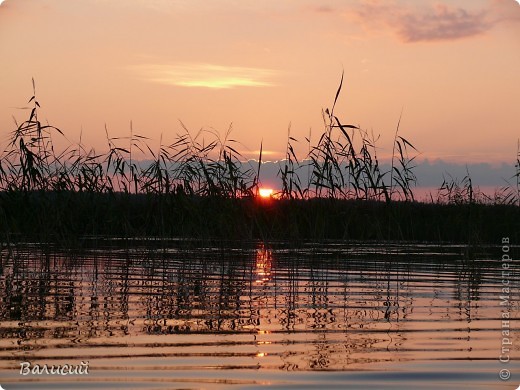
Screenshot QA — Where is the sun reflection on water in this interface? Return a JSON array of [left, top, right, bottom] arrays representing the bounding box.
[[255, 245, 272, 285]]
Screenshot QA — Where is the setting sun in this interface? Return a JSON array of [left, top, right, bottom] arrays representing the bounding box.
[[258, 188, 274, 198]]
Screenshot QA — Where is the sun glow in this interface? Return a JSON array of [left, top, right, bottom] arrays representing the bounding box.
[[258, 188, 274, 198], [131, 63, 277, 89]]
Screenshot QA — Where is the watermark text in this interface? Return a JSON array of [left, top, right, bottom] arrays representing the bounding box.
[[499, 237, 512, 381], [19, 361, 89, 376]]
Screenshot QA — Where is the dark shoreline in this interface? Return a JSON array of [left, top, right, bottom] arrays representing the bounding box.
[[1, 191, 518, 246]]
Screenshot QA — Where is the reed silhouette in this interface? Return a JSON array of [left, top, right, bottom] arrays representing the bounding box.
[[0, 78, 518, 244]]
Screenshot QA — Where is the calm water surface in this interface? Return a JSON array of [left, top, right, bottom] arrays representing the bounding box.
[[0, 241, 518, 389]]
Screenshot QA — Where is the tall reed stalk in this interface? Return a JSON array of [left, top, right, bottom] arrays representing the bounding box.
[[390, 114, 418, 201], [279, 125, 304, 199], [290, 73, 416, 202]]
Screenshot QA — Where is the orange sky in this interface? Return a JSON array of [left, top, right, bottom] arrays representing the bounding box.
[[0, 0, 519, 163]]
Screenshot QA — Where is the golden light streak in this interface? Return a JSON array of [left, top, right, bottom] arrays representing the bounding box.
[[130, 63, 278, 89]]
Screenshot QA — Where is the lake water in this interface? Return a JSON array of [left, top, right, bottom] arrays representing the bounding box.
[[0, 241, 518, 389]]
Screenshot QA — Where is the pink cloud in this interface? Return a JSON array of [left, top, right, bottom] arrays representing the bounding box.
[[347, 0, 520, 43]]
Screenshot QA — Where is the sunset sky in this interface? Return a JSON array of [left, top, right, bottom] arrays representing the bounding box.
[[0, 0, 519, 165]]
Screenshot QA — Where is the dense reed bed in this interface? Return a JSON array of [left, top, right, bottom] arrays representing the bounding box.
[[0, 79, 518, 245]]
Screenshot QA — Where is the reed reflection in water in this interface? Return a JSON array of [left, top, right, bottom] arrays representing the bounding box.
[[0, 242, 518, 389]]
